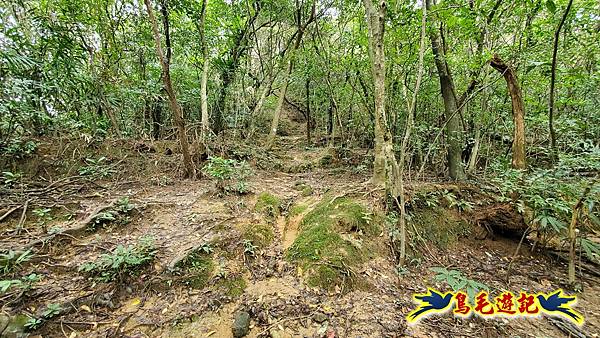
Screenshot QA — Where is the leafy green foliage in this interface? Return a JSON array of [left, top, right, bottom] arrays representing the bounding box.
[[202, 157, 253, 194], [0, 250, 33, 274], [78, 157, 114, 177], [88, 197, 135, 230], [33, 208, 53, 227], [243, 239, 258, 256], [78, 236, 156, 282], [24, 317, 43, 330], [2, 171, 22, 187], [431, 267, 488, 301], [412, 191, 440, 208], [115, 197, 135, 213], [0, 273, 41, 295], [42, 303, 62, 318], [442, 191, 474, 212], [490, 152, 600, 246], [0, 279, 22, 293], [580, 238, 600, 263], [1, 139, 37, 159]]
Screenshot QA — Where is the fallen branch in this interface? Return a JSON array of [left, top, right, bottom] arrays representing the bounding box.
[[0, 205, 22, 222], [16, 199, 29, 235]]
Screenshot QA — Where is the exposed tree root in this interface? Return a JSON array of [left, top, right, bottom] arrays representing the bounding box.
[[8, 200, 118, 251]]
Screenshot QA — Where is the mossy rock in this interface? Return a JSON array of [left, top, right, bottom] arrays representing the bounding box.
[[283, 162, 314, 173], [319, 153, 335, 167], [293, 181, 314, 196], [254, 192, 281, 218], [286, 197, 380, 291], [242, 223, 275, 249], [411, 208, 470, 249]]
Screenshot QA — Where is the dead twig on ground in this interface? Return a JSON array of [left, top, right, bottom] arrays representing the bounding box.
[[16, 199, 29, 235], [0, 205, 22, 222]]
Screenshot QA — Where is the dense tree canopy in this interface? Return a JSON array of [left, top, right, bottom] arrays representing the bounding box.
[[2, 0, 598, 168]]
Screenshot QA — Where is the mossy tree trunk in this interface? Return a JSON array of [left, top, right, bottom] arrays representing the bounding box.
[[363, 0, 400, 193]]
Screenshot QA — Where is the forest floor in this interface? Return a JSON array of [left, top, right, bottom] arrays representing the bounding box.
[[1, 129, 600, 338]]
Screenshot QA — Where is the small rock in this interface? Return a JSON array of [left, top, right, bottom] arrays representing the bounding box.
[[3, 314, 29, 338], [312, 312, 328, 323], [232, 311, 251, 338]]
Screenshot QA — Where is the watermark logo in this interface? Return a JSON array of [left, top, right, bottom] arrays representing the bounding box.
[[407, 288, 583, 325]]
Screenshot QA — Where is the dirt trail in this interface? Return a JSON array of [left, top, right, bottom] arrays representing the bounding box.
[[1, 135, 599, 338]]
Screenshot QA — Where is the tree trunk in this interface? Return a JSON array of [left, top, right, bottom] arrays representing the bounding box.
[[395, 0, 427, 266], [267, 0, 315, 147], [490, 55, 526, 170], [268, 58, 293, 147], [305, 77, 311, 144], [549, 0, 574, 163], [568, 184, 592, 285], [199, 0, 210, 140], [467, 128, 480, 173], [364, 0, 399, 189], [144, 0, 196, 178], [425, 0, 465, 180]]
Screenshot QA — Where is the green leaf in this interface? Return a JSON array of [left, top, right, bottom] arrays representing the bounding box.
[[545, 0, 557, 13]]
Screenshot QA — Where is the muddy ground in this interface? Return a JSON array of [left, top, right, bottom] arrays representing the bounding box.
[[1, 135, 599, 338]]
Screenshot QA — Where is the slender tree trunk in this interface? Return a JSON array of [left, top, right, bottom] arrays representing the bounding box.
[[395, 0, 427, 266], [267, 0, 315, 147], [305, 77, 311, 144], [268, 58, 293, 147], [425, 0, 465, 180], [568, 184, 592, 285], [199, 0, 210, 139], [549, 0, 574, 163], [467, 128, 480, 173], [490, 55, 526, 169], [364, 0, 399, 189], [144, 0, 196, 178]]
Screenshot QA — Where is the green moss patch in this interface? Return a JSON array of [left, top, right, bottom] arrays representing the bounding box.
[[175, 251, 214, 289], [286, 197, 380, 291], [411, 208, 470, 249], [289, 203, 309, 218], [293, 181, 314, 196], [215, 275, 247, 297], [254, 192, 281, 219], [242, 223, 275, 249]]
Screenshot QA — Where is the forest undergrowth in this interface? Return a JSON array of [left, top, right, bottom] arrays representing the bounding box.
[[1, 130, 599, 338]]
